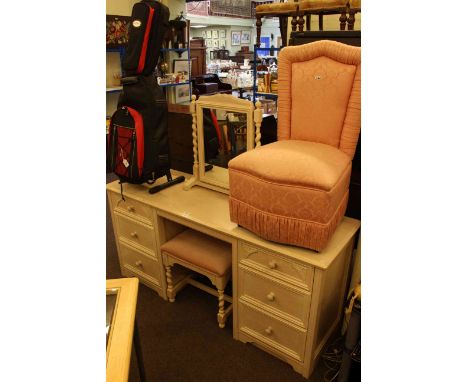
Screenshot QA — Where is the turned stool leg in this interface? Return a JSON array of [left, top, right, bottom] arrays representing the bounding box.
[[217, 289, 226, 328], [165, 265, 175, 302], [256, 15, 262, 47], [319, 14, 324, 30], [279, 16, 288, 47], [340, 11, 347, 30], [306, 14, 311, 31]]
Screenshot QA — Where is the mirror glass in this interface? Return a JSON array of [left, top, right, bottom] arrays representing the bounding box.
[[200, 107, 249, 187], [106, 288, 119, 348]]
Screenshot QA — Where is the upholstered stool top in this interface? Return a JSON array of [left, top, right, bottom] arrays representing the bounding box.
[[299, 0, 348, 11], [161, 229, 232, 276], [229, 140, 351, 191], [349, 0, 361, 8], [256, 2, 298, 15]]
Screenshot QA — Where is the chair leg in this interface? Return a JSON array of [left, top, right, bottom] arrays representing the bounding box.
[[165, 265, 175, 302], [279, 16, 288, 47], [306, 14, 311, 31], [291, 14, 298, 32], [256, 15, 262, 47], [347, 10, 356, 30], [298, 13, 305, 32], [339, 11, 347, 30], [217, 288, 226, 328], [319, 14, 323, 30]]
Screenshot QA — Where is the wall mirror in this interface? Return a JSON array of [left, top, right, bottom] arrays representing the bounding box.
[[184, 94, 263, 194]]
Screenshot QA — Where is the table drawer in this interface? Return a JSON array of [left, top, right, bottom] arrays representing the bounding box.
[[116, 215, 156, 254], [239, 266, 311, 328], [238, 241, 313, 290], [110, 192, 154, 226], [239, 302, 307, 362], [120, 242, 161, 285]]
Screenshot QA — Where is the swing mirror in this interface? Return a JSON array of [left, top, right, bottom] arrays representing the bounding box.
[[184, 94, 262, 194]]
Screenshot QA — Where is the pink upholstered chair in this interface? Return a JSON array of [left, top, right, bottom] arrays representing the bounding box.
[[228, 40, 361, 251]]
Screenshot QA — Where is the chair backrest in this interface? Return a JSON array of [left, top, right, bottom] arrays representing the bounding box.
[[277, 40, 361, 158]]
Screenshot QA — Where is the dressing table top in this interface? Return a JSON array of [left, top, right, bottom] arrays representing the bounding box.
[[106, 172, 360, 270]]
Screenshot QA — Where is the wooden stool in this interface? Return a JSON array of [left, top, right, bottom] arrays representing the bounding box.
[[161, 229, 232, 328]]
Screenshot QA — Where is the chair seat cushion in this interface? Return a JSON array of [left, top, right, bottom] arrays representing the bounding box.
[[256, 3, 298, 14], [228, 140, 352, 251], [161, 229, 232, 276], [299, 0, 347, 11]]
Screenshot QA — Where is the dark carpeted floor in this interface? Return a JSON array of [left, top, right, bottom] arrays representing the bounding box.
[[106, 173, 331, 382]]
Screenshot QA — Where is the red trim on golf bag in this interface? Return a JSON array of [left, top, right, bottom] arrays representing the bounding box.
[[125, 106, 145, 176], [137, 5, 155, 74], [210, 110, 225, 151]]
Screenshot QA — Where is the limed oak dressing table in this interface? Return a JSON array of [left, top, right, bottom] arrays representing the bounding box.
[[107, 172, 360, 378]]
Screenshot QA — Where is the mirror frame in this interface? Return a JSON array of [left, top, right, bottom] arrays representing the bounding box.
[[184, 94, 263, 194]]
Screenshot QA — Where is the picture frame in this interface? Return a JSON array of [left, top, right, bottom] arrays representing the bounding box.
[[212, 30, 218, 39], [206, 39, 213, 48], [106, 15, 131, 47], [219, 30, 226, 39], [219, 39, 227, 49], [213, 40, 219, 48], [231, 31, 241, 46], [241, 30, 251, 45], [175, 84, 191, 104], [173, 59, 190, 76], [206, 30, 212, 39], [201, 31, 206, 39]]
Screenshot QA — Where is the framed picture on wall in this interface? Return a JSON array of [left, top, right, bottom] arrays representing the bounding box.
[[213, 40, 219, 48], [219, 39, 227, 49], [212, 30, 218, 39], [201, 31, 206, 39], [173, 59, 190, 75], [175, 84, 190, 104], [206, 39, 213, 48], [219, 30, 226, 38], [206, 30, 212, 39], [231, 31, 241, 46], [241, 30, 251, 45]]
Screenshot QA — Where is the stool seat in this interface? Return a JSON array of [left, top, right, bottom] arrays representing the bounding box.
[[299, 0, 347, 11], [161, 229, 231, 276]]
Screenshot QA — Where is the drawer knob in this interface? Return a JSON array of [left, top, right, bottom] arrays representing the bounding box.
[[266, 292, 276, 301], [127, 206, 135, 212], [135, 260, 143, 267], [268, 260, 277, 269], [264, 326, 273, 335], [130, 231, 138, 238]]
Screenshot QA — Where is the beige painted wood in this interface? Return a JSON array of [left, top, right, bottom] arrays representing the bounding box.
[[110, 192, 154, 226], [184, 94, 262, 193], [238, 301, 308, 362], [106, 278, 139, 382], [238, 241, 314, 290], [106, 177, 360, 377], [107, 176, 360, 270], [119, 241, 161, 286], [115, 214, 157, 255], [238, 265, 311, 329]]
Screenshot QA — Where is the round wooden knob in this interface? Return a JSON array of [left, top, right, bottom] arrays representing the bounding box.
[[130, 232, 138, 238], [264, 326, 273, 335], [266, 292, 275, 301], [127, 206, 135, 212], [135, 260, 143, 267], [268, 260, 277, 269]]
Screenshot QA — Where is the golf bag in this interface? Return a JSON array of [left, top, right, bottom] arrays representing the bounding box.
[[107, 0, 184, 194]]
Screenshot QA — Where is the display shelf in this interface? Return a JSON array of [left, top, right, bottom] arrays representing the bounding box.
[[106, 86, 123, 93], [159, 81, 190, 87], [161, 48, 189, 58], [253, 46, 282, 102]]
